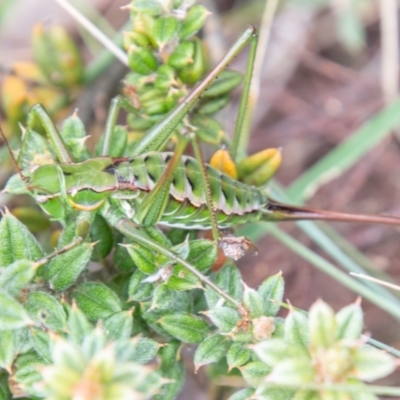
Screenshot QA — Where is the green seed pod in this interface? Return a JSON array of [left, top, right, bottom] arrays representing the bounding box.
[[168, 41, 194, 69], [154, 65, 176, 90], [32, 23, 84, 88], [178, 38, 205, 84], [237, 148, 282, 186], [123, 31, 150, 50], [72, 282, 122, 321], [179, 5, 209, 40], [127, 113, 155, 131], [190, 114, 224, 145], [128, 45, 158, 75], [132, 13, 157, 47], [43, 243, 93, 291], [25, 292, 67, 332], [154, 16, 180, 49], [130, 0, 164, 17]]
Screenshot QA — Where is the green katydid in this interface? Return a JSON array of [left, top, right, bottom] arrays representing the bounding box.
[[2, 27, 400, 306]]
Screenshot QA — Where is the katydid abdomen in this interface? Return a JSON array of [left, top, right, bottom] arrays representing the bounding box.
[[17, 151, 268, 229], [107, 152, 267, 229], [9, 151, 400, 230]]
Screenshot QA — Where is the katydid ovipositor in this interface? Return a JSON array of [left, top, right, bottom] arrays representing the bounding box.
[[2, 27, 400, 264]]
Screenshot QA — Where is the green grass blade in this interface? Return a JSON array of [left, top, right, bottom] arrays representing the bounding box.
[[287, 97, 400, 202], [267, 225, 400, 322]]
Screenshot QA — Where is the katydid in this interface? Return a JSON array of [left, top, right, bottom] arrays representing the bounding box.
[[2, 26, 400, 270]]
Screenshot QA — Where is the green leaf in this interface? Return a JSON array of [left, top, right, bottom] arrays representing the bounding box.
[[243, 284, 264, 319], [66, 303, 92, 344], [187, 239, 218, 271], [72, 283, 122, 321], [335, 302, 363, 340], [227, 342, 252, 371], [308, 300, 336, 348], [29, 327, 52, 363], [353, 346, 396, 381], [285, 310, 309, 352], [228, 388, 255, 400], [0, 330, 16, 371], [267, 359, 314, 385], [14, 351, 45, 396], [240, 361, 271, 387], [125, 243, 158, 275], [0, 259, 37, 296], [253, 339, 306, 367], [0, 372, 12, 400], [128, 270, 154, 301], [115, 337, 160, 364], [25, 291, 67, 332], [258, 272, 284, 317], [206, 307, 241, 332], [159, 313, 209, 343], [194, 334, 231, 370], [166, 268, 200, 291], [114, 242, 137, 273], [0, 211, 43, 267], [0, 291, 30, 330], [205, 264, 242, 308], [89, 215, 113, 261], [154, 358, 185, 400], [103, 310, 133, 340], [43, 243, 92, 291], [60, 113, 90, 161]]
